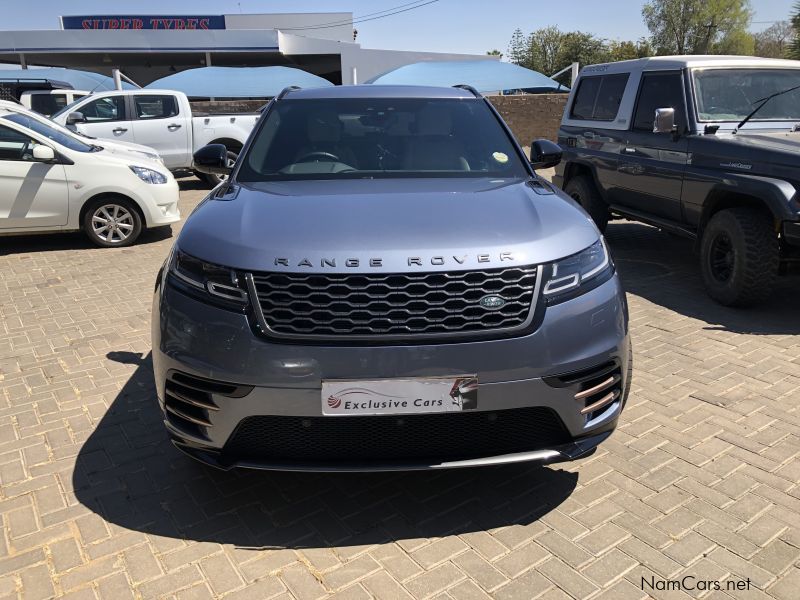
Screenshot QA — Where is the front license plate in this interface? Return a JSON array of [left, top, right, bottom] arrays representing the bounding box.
[[322, 376, 478, 416]]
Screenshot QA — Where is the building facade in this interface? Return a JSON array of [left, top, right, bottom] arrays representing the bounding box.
[[0, 13, 492, 87]]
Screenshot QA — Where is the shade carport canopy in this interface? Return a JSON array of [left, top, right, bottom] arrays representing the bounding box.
[[364, 60, 564, 93], [0, 67, 135, 91], [146, 66, 334, 98]]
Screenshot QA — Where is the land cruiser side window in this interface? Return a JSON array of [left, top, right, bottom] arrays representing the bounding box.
[[570, 74, 629, 121], [633, 72, 686, 131]]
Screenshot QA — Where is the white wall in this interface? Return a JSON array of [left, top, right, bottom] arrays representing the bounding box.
[[342, 48, 497, 85], [226, 13, 353, 43], [278, 32, 495, 85]]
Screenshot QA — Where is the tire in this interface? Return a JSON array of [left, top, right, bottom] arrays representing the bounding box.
[[564, 175, 609, 232], [699, 207, 779, 307], [82, 197, 143, 248], [199, 151, 238, 187]]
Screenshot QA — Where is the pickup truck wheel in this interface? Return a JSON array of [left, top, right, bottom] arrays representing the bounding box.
[[199, 151, 238, 187], [700, 207, 779, 307], [83, 197, 143, 248], [564, 175, 609, 232]]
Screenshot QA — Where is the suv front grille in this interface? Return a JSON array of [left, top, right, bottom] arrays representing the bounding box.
[[222, 407, 571, 464], [247, 266, 539, 341]]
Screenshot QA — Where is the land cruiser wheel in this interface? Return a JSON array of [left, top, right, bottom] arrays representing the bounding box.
[[564, 175, 609, 232], [199, 151, 238, 187], [700, 207, 779, 307], [83, 197, 143, 248]]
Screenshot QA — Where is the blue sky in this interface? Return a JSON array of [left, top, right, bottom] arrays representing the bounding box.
[[2, 0, 796, 55]]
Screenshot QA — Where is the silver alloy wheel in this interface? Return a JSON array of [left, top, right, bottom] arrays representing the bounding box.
[[91, 204, 135, 244]]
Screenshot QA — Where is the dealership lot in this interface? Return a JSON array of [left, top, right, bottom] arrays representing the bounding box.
[[0, 181, 798, 600]]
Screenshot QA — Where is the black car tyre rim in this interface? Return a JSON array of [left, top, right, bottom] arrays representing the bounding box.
[[708, 232, 734, 282]]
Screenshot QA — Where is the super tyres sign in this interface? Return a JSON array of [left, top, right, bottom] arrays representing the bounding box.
[[61, 15, 226, 30]]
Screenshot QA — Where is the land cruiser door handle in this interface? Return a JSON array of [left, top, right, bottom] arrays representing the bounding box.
[[167, 123, 182, 130], [112, 127, 128, 134]]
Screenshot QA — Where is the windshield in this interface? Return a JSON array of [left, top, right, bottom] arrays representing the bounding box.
[[237, 98, 529, 182], [694, 68, 800, 122], [1, 113, 95, 152]]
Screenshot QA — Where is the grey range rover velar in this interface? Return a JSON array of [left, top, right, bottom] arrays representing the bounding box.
[[152, 85, 631, 471]]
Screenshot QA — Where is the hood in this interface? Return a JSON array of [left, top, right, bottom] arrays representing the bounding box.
[[177, 178, 599, 273], [691, 130, 800, 175], [95, 139, 162, 162], [731, 130, 800, 154]]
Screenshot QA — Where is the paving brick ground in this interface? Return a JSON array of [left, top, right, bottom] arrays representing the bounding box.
[[1, 179, 798, 599]]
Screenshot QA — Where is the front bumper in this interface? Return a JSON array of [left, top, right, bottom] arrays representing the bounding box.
[[152, 274, 630, 471], [784, 221, 800, 247], [137, 177, 181, 228]]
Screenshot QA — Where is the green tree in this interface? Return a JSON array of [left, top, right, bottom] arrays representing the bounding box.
[[607, 38, 654, 61], [507, 29, 528, 65], [642, 0, 753, 55], [791, 2, 800, 59], [558, 31, 608, 68], [753, 21, 794, 58], [526, 26, 565, 74], [486, 49, 503, 58]]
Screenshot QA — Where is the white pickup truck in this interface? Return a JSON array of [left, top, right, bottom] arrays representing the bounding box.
[[51, 89, 259, 185]]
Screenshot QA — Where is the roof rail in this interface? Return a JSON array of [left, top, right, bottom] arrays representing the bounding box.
[[453, 84, 481, 98], [276, 85, 300, 100]]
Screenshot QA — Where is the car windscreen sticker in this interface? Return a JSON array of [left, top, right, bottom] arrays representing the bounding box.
[[492, 151, 509, 164]]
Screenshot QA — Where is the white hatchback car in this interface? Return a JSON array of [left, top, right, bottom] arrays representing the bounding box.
[[0, 106, 180, 247]]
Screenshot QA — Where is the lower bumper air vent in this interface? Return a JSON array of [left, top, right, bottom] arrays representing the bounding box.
[[164, 370, 252, 439], [544, 361, 624, 423]]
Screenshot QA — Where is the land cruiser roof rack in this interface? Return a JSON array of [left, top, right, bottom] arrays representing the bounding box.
[[453, 84, 482, 98], [276, 85, 300, 100]]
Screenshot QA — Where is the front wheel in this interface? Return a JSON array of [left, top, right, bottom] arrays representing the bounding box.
[[199, 151, 238, 187], [564, 175, 609, 232], [83, 197, 143, 247], [699, 207, 779, 307]]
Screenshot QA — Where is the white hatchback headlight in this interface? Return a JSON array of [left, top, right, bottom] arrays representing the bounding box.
[[130, 165, 168, 184]]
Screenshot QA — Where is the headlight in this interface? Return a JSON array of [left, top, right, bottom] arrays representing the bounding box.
[[130, 165, 168, 184], [543, 239, 614, 304], [167, 249, 248, 308]]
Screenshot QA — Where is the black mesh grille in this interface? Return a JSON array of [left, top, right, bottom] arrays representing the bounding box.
[[222, 407, 571, 464], [249, 266, 538, 339]]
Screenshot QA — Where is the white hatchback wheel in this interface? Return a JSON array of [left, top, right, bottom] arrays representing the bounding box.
[[91, 204, 135, 244]]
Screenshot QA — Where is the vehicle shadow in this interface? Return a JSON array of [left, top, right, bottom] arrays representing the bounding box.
[[0, 225, 173, 256], [71, 352, 579, 549], [177, 176, 212, 192], [606, 221, 800, 335]]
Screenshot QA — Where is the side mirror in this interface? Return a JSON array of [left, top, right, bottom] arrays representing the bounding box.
[[66, 111, 86, 125], [530, 139, 562, 170], [192, 144, 231, 175], [32, 145, 56, 162], [653, 108, 676, 134]]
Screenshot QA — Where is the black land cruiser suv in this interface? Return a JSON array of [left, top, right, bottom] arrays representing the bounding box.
[[554, 55, 800, 307]]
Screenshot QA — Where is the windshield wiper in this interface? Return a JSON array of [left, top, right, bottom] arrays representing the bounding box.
[[734, 83, 800, 133]]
